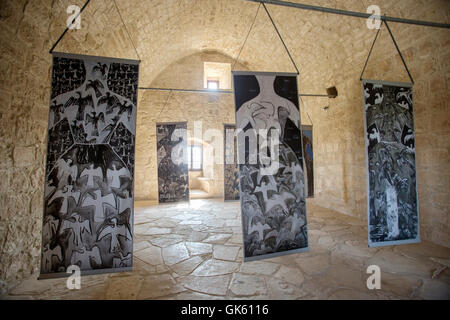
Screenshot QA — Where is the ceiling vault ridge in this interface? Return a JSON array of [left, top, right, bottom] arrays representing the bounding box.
[[47, 0, 450, 63]]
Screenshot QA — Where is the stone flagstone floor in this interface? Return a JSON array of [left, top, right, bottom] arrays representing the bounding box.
[[4, 199, 450, 300]]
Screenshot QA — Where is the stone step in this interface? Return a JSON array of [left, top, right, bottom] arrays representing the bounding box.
[[190, 189, 208, 199]]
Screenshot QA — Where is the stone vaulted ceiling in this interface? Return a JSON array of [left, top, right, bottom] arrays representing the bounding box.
[[44, 0, 450, 93]]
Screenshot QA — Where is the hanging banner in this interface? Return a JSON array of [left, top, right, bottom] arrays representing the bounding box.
[[40, 52, 139, 278], [224, 124, 240, 201], [362, 79, 420, 247], [233, 71, 309, 261], [301, 125, 314, 198], [156, 122, 189, 203]]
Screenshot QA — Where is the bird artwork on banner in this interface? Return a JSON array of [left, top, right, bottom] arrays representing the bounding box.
[[233, 73, 309, 260], [41, 54, 138, 275], [363, 81, 419, 247], [156, 123, 189, 203]]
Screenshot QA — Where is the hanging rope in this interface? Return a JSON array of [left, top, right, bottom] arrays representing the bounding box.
[[359, 25, 382, 81], [156, 90, 173, 119], [49, 0, 141, 61], [360, 19, 414, 83], [113, 0, 141, 61], [232, 3, 261, 71], [232, 2, 300, 74], [299, 95, 313, 126], [49, 0, 91, 53], [262, 3, 300, 75], [384, 20, 414, 84]]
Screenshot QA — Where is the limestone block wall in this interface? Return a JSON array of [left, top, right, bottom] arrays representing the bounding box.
[[0, 0, 55, 295], [0, 0, 146, 294], [0, 0, 449, 296]]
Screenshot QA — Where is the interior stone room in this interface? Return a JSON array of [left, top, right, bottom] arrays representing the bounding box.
[[0, 0, 449, 300]]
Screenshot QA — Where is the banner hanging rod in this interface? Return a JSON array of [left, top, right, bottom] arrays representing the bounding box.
[[244, 0, 450, 29], [138, 87, 333, 97]]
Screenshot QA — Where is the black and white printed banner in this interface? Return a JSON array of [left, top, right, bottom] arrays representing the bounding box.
[[40, 52, 139, 278], [301, 125, 314, 198], [362, 79, 420, 247], [233, 71, 309, 261], [156, 122, 189, 203], [224, 124, 240, 201]]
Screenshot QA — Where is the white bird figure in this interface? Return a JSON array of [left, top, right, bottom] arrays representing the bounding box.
[[112, 251, 132, 268], [80, 164, 103, 188], [374, 93, 384, 104], [398, 101, 409, 109], [265, 192, 295, 214], [364, 87, 370, 98], [55, 158, 78, 188], [256, 168, 277, 186], [248, 221, 271, 241], [404, 130, 414, 145], [60, 212, 91, 247], [81, 190, 115, 223], [70, 246, 102, 270], [254, 181, 278, 202], [42, 215, 59, 243], [97, 218, 132, 253], [49, 185, 80, 215], [396, 90, 412, 106], [41, 244, 62, 273], [107, 164, 128, 189], [369, 128, 381, 143], [118, 195, 133, 214]]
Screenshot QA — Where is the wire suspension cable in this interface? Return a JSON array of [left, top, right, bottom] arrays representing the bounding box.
[[156, 90, 174, 119], [360, 20, 414, 84], [262, 2, 300, 75], [49, 0, 91, 53], [384, 20, 414, 84], [244, 0, 450, 29], [139, 87, 233, 94], [360, 25, 382, 80], [139, 86, 331, 98], [299, 95, 313, 126], [113, 0, 141, 61], [232, 3, 262, 71]]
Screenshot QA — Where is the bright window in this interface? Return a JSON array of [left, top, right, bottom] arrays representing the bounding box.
[[187, 145, 202, 171], [207, 80, 219, 90], [203, 62, 231, 89]]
